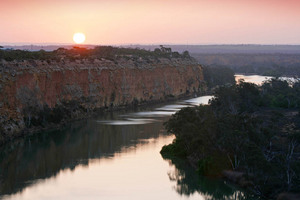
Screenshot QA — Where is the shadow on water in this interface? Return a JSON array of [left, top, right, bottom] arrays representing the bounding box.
[[0, 112, 166, 196], [162, 156, 257, 200], [2, 96, 251, 199]]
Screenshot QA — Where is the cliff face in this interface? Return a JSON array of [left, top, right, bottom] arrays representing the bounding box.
[[0, 57, 204, 142]]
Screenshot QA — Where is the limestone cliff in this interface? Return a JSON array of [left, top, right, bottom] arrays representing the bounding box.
[[0, 52, 204, 143]]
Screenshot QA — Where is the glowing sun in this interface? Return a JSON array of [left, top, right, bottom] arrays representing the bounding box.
[[73, 33, 86, 44]]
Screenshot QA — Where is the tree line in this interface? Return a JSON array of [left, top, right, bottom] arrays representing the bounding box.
[[0, 45, 191, 62], [161, 78, 300, 199]]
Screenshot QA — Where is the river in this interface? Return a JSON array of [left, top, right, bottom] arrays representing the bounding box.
[[0, 75, 267, 200]]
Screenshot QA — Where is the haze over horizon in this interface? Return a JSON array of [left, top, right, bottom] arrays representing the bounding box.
[[1, 0, 300, 45]]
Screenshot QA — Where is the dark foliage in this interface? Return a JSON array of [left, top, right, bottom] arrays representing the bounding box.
[[203, 66, 236, 88], [162, 79, 300, 198]]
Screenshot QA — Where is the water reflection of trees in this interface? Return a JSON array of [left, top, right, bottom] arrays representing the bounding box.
[[164, 157, 255, 200], [0, 119, 164, 196]]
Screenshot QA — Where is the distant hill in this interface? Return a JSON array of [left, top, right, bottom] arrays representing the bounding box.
[[172, 44, 300, 54], [3, 44, 300, 54], [131, 44, 300, 54]]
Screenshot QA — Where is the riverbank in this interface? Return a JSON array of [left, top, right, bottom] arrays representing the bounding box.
[[0, 92, 204, 146]]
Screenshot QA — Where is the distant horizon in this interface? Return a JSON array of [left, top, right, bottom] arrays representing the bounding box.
[[2, 43, 300, 46], [3, 43, 300, 55]]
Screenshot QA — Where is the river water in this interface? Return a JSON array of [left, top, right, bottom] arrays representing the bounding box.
[[0, 75, 266, 200]]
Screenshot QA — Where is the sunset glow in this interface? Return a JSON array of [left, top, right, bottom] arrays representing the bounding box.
[[0, 0, 300, 44], [73, 33, 86, 44]]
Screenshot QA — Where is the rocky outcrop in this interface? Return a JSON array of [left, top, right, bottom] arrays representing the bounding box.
[[0, 57, 204, 143]]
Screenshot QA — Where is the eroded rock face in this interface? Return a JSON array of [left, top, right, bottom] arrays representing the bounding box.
[[0, 58, 205, 143]]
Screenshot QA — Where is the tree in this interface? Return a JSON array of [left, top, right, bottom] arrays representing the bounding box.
[[182, 51, 190, 58]]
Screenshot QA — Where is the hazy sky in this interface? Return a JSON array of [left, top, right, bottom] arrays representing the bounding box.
[[1, 0, 300, 45]]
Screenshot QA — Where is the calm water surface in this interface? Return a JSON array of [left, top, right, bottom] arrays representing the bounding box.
[[0, 75, 266, 200], [235, 74, 299, 85], [235, 74, 272, 85]]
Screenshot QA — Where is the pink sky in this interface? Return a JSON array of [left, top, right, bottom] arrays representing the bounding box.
[[1, 0, 300, 45]]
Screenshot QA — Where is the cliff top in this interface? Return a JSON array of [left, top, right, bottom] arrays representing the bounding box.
[[0, 45, 193, 62], [0, 46, 199, 72], [0, 46, 198, 72]]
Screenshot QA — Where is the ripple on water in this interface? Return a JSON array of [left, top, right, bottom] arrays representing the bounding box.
[[155, 104, 189, 111], [98, 96, 213, 126], [182, 95, 213, 105], [97, 118, 160, 125]]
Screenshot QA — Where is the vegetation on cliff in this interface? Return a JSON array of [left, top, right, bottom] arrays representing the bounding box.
[[0, 45, 191, 62], [161, 79, 300, 198]]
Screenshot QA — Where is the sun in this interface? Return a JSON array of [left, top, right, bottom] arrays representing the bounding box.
[[73, 33, 86, 44]]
